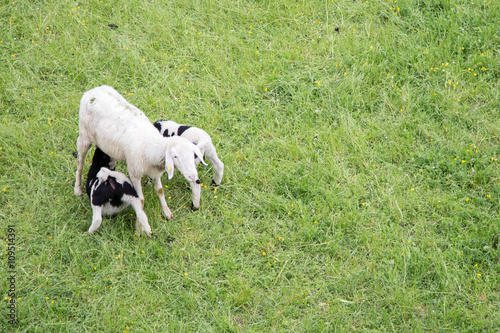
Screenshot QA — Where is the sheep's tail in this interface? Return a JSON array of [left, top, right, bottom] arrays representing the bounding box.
[[96, 167, 114, 183]]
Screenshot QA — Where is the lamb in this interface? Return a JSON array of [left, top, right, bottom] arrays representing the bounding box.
[[153, 120, 224, 210], [86, 147, 151, 237], [74, 85, 206, 220]]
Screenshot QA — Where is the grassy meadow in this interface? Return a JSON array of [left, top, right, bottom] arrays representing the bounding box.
[[1, 0, 500, 331]]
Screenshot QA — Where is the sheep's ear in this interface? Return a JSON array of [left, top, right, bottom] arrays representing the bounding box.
[[194, 146, 207, 165], [165, 151, 175, 179]]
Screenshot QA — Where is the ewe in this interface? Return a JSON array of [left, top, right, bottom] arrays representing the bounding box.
[[74, 85, 205, 220]]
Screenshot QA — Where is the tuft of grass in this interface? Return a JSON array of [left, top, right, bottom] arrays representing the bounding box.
[[1, 0, 499, 331]]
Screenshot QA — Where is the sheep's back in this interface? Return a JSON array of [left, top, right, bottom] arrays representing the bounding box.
[[79, 85, 160, 162]]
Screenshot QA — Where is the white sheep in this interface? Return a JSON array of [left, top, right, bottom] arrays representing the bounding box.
[[153, 120, 224, 210], [86, 147, 151, 237], [74, 85, 206, 220]]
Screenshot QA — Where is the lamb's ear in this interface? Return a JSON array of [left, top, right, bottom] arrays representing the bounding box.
[[194, 146, 207, 165], [165, 151, 175, 179]]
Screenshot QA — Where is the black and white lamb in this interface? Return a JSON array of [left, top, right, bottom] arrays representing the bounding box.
[[86, 147, 151, 237], [153, 120, 224, 210], [74, 85, 206, 220]]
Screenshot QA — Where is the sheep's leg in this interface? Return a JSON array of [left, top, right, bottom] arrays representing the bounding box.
[[129, 174, 145, 206], [109, 157, 117, 171], [190, 180, 201, 211], [88, 205, 103, 234], [74, 135, 91, 195], [130, 198, 151, 237], [153, 177, 173, 220], [206, 148, 224, 186]]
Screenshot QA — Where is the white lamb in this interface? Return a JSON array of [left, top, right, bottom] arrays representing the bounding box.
[[153, 120, 224, 210], [74, 85, 206, 220]]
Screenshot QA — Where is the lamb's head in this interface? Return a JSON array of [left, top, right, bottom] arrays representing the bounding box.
[[154, 120, 180, 137], [92, 147, 115, 170], [165, 137, 207, 183]]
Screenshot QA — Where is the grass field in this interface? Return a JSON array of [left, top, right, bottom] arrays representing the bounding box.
[[1, 0, 499, 331]]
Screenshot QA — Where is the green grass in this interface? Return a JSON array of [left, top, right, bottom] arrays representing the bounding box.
[[1, 0, 499, 331]]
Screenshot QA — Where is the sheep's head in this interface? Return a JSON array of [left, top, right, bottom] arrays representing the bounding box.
[[165, 137, 206, 182]]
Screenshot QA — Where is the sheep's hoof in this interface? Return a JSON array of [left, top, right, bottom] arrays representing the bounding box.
[[139, 225, 152, 238], [75, 187, 83, 196], [191, 202, 199, 211], [164, 212, 173, 221], [211, 179, 219, 187]]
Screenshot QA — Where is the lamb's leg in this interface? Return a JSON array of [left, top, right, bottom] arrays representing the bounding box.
[[153, 177, 173, 220], [130, 198, 151, 237], [88, 205, 103, 234], [190, 180, 201, 210], [74, 135, 91, 196], [206, 148, 224, 186]]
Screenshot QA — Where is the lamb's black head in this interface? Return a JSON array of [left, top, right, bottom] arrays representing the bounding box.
[[92, 147, 112, 169], [86, 147, 113, 197], [153, 120, 164, 133]]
